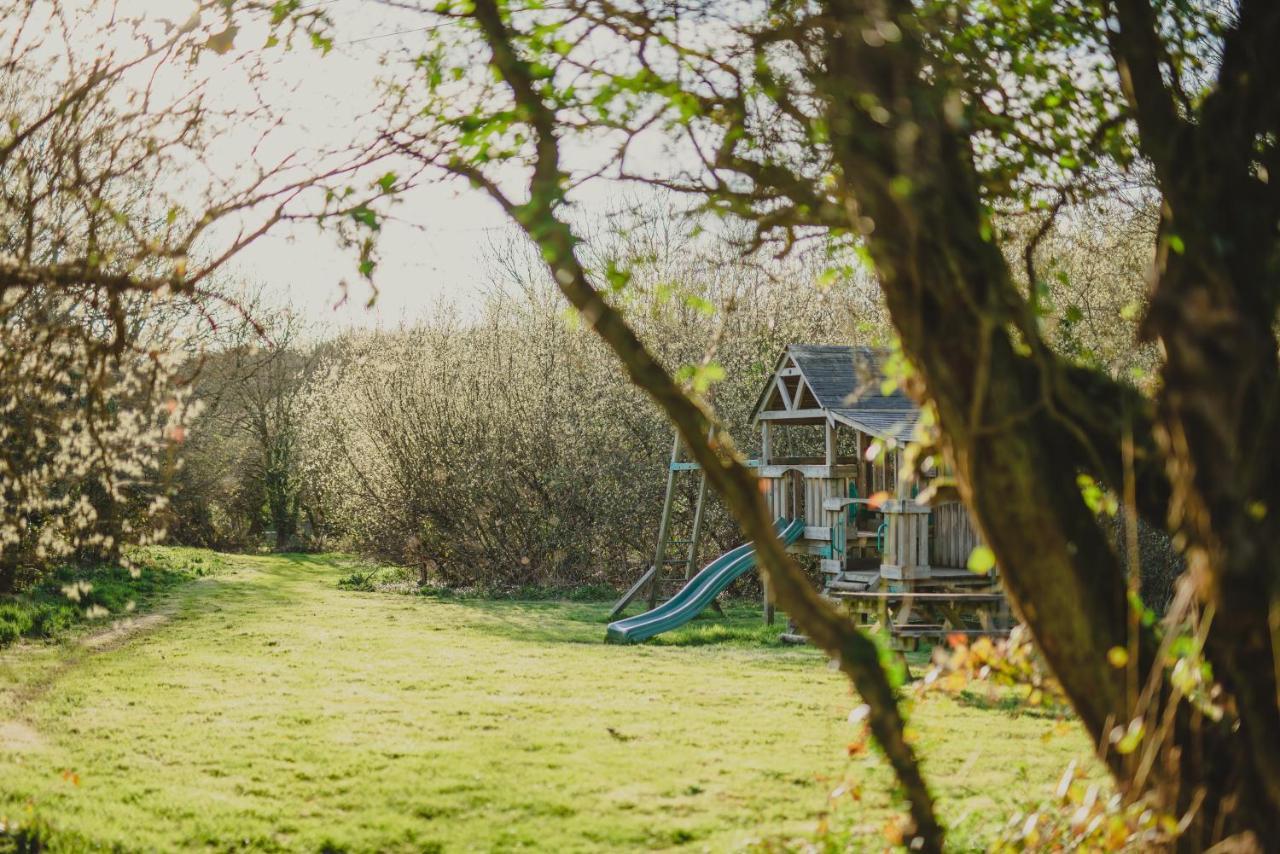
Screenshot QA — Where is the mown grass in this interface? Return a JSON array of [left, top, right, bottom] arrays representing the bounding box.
[[0, 547, 229, 647], [0, 550, 1097, 851]]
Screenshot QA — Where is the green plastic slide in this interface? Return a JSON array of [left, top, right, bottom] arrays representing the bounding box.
[[605, 518, 806, 644]]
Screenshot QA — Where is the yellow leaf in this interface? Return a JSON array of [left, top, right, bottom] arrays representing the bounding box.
[[205, 25, 238, 54], [882, 817, 905, 846], [967, 545, 995, 574]]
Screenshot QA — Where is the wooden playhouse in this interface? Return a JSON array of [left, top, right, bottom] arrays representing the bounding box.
[[753, 344, 1010, 645], [611, 344, 1011, 648]]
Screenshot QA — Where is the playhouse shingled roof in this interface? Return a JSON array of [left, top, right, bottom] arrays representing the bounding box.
[[752, 344, 920, 443]]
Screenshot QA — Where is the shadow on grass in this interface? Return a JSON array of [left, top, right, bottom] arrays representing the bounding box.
[[950, 687, 1070, 719], [262, 552, 806, 652], [0, 547, 234, 647], [403, 593, 797, 649], [648, 619, 787, 647]]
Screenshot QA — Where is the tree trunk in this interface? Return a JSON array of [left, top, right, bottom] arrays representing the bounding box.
[[462, 1, 946, 846], [815, 0, 1280, 842], [0, 559, 17, 595], [268, 480, 296, 551]]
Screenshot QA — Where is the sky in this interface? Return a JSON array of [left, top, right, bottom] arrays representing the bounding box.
[[85, 0, 648, 329], [209, 0, 522, 328], [46, 0, 719, 330], [207, 0, 695, 330]]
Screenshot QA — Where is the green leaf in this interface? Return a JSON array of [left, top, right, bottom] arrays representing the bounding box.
[[270, 0, 300, 25], [349, 206, 379, 231], [675, 362, 726, 394], [1076, 474, 1118, 516], [310, 31, 334, 56], [604, 260, 631, 292], [682, 294, 715, 316], [206, 26, 239, 55]]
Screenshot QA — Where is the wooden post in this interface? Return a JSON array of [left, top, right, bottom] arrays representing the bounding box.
[[855, 430, 863, 491], [647, 432, 682, 609], [879, 499, 932, 581], [761, 422, 772, 465], [685, 471, 709, 580], [824, 419, 836, 467]]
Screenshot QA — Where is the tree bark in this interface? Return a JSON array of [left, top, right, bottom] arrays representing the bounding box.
[[814, 0, 1280, 841], [1107, 0, 1280, 819]]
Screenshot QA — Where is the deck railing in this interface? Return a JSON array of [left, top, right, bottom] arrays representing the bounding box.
[[759, 467, 987, 581]]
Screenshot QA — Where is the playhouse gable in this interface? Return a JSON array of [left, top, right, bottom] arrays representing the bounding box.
[[756, 351, 823, 419], [751, 344, 919, 442]]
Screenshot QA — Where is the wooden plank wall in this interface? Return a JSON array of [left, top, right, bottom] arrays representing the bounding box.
[[880, 500, 930, 579], [764, 476, 788, 520], [929, 501, 984, 569], [805, 477, 843, 529]]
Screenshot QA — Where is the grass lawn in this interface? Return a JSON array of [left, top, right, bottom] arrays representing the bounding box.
[[0, 551, 1096, 852]]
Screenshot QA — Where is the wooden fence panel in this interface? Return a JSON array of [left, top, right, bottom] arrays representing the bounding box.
[[929, 501, 983, 569]]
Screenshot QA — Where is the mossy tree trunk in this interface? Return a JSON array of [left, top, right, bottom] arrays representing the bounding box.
[[812, 0, 1280, 844]]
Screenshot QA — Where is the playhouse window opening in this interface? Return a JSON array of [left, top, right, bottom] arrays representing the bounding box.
[[834, 426, 863, 464], [768, 424, 824, 462]]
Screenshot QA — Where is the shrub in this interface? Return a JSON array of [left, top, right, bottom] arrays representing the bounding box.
[[0, 603, 34, 645], [336, 572, 378, 592], [0, 548, 224, 647], [0, 619, 20, 647], [26, 602, 77, 639], [299, 242, 882, 591]]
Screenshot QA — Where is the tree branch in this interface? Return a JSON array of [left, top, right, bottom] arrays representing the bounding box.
[[1106, 0, 1189, 182], [464, 1, 944, 848]]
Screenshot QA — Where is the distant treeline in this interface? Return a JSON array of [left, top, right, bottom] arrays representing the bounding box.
[[164, 201, 1175, 597], [171, 236, 885, 590]]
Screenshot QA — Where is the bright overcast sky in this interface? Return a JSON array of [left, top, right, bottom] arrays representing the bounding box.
[[95, 0, 652, 329], [214, 0, 520, 328]]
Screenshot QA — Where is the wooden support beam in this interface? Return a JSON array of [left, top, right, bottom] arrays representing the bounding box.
[[775, 375, 794, 410], [757, 408, 827, 421], [757, 463, 859, 478], [608, 564, 657, 618], [685, 471, 709, 581], [647, 432, 682, 610]]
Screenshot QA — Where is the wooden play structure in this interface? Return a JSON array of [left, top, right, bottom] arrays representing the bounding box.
[[608, 344, 1012, 648]]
